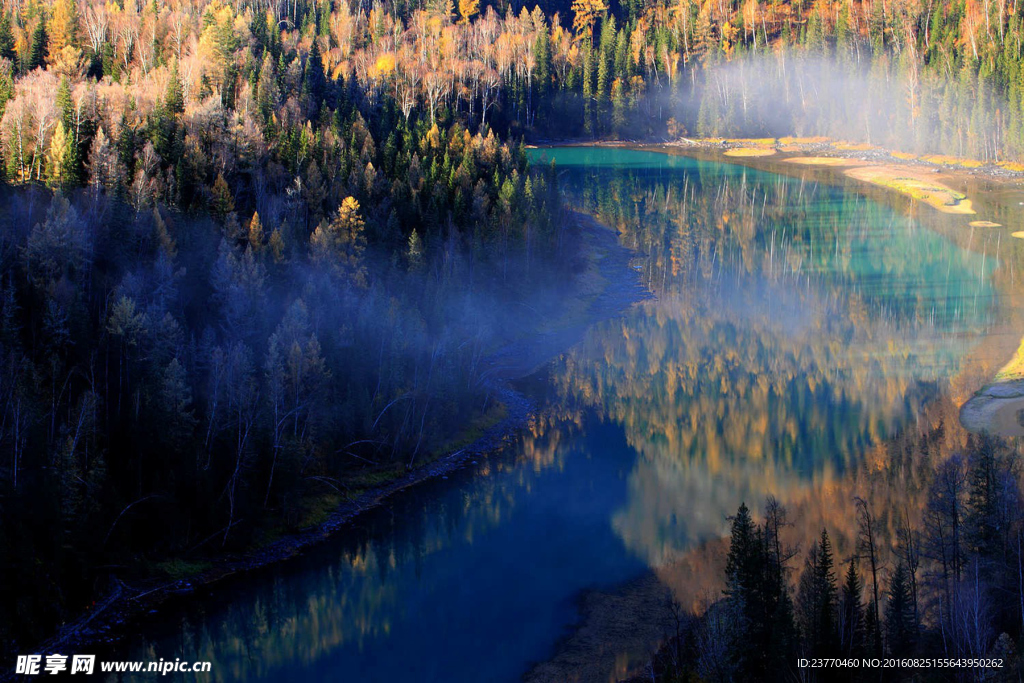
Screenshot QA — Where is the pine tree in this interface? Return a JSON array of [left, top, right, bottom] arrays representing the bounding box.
[[856, 497, 884, 657], [268, 228, 286, 263], [47, 122, 74, 187], [310, 196, 367, 285], [153, 208, 176, 259], [303, 40, 326, 111], [762, 498, 799, 677], [814, 529, 838, 655], [725, 502, 758, 604], [835, 3, 853, 65], [54, 77, 82, 185], [158, 358, 196, 453], [211, 173, 235, 218], [28, 18, 49, 71], [0, 13, 16, 63], [724, 502, 758, 673], [966, 435, 1001, 559], [257, 53, 279, 125], [534, 29, 551, 99], [839, 559, 865, 658], [611, 78, 626, 131], [0, 66, 12, 138], [864, 600, 882, 658], [723, 501, 798, 681], [596, 15, 615, 101], [798, 529, 839, 659], [250, 9, 269, 56], [407, 229, 424, 271], [885, 562, 916, 656], [581, 40, 594, 133], [165, 60, 185, 116]]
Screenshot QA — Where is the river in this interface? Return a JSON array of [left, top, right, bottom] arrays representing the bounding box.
[[102, 146, 1010, 682]]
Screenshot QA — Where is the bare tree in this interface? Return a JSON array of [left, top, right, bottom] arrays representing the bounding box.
[[855, 496, 883, 654], [83, 3, 109, 55]]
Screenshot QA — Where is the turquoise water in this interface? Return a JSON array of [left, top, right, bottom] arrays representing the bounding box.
[[104, 147, 1000, 682], [532, 146, 995, 331]]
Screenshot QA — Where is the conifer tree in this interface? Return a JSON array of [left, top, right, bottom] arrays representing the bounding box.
[[54, 77, 82, 185], [165, 60, 185, 116], [28, 18, 49, 71], [49, 0, 80, 55], [211, 173, 235, 218], [814, 529, 838, 655], [839, 558, 865, 658], [248, 212, 265, 253], [303, 41, 326, 112], [0, 13, 16, 63], [885, 562, 917, 657]]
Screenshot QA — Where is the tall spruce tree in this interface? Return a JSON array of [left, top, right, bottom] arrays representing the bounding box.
[[724, 501, 797, 682], [885, 562, 917, 657], [839, 558, 865, 658], [0, 13, 16, 63], [28, 17, 48, 71], [814, 529, 838, 656]]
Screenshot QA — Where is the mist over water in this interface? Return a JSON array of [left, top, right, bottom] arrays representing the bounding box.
[[597, 49, 1006, 159]]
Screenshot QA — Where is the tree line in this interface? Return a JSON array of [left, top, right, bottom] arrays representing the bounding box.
[[3, 0, 1024, 179]]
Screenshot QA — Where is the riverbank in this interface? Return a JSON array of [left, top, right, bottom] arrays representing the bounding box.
[[665, 136, 1024, 182], [524, 571, 676, 683], [13, 209, 649, 672], [572, 136, 1023, 220]]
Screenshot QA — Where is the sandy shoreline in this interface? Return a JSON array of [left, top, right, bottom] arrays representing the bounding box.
[[663, 136, 1024, 182]]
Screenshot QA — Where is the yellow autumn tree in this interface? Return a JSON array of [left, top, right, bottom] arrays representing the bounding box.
[[310, 197, 367, 285], [46, 121, 69, 186], [49, 0, 79, 54], [458, 0, 480, 24], [374, 52, 396, 77], [197, 1, 239, 89], [248, 211, 264, 253], [721, 20, 739, 58], [571, 0, 607, 41]]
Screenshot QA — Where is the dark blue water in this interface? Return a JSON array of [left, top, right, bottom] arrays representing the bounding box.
[[108, 417, 651, 682]]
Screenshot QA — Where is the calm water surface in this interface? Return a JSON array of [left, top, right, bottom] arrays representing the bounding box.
[[105, 147, 1003, 681]]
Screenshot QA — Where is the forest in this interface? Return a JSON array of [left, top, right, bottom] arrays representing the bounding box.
[[1, 0, 1023, 672], [0, 0, 575, 652]]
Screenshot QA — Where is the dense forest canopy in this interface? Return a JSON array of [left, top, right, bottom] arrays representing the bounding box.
[[0, 0, 1024, 174]]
